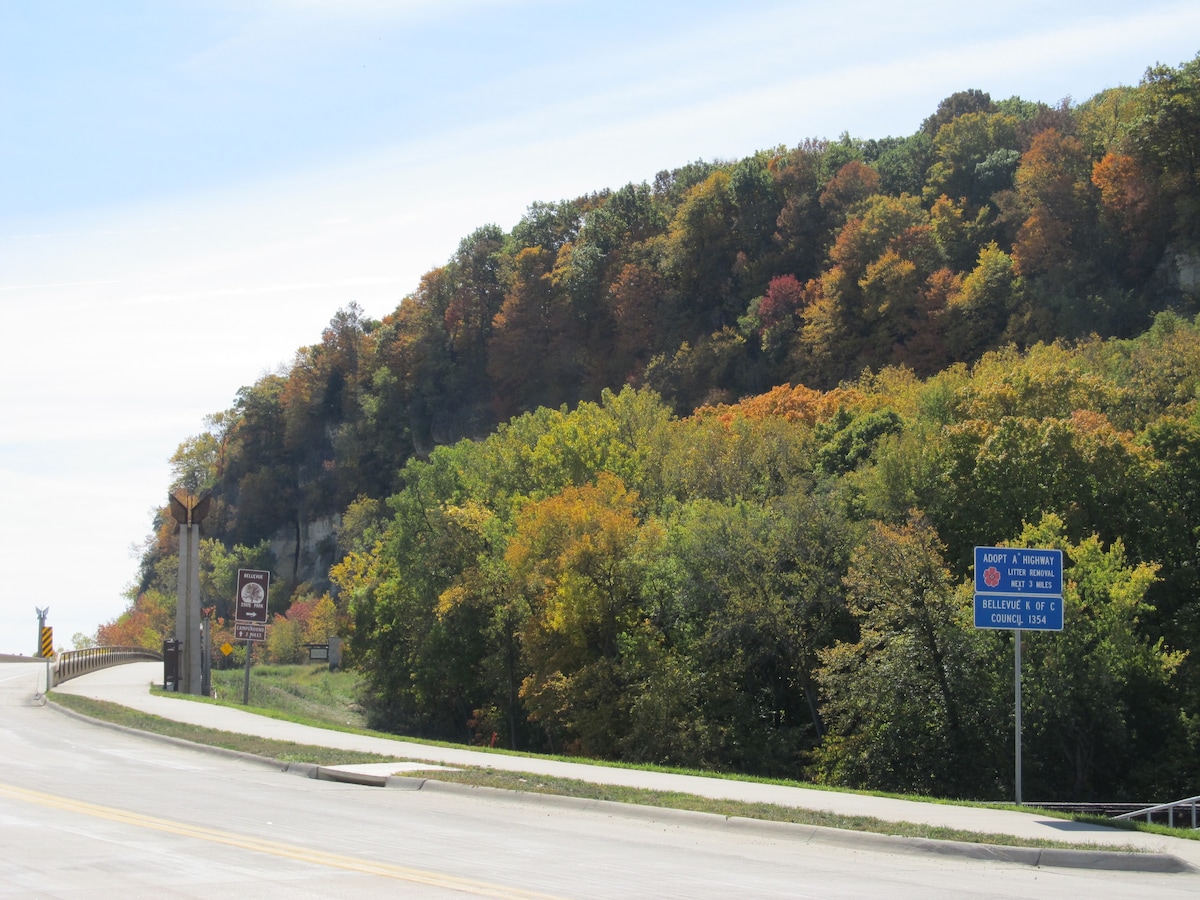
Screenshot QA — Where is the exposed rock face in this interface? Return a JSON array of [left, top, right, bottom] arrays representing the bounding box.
[[271, 514, 340, 591], [1176, 250, 1200, 297], [1160, 245, 1200, 300]]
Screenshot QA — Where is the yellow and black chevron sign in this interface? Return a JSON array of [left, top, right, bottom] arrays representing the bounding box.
[[39, 627, 52, 659]]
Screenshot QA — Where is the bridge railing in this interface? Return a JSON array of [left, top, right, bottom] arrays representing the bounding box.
[[53, 646, 162, 686], [1112, 795, 1200, 830]]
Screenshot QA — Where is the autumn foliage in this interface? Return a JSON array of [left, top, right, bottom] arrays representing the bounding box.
[[106, 53, 1200, 801]]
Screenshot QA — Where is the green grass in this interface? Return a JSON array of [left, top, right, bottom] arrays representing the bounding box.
[[209, 664, 368, 730]]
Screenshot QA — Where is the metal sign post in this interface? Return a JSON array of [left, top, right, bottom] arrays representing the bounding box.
[[974, 546, 1064, 805], [1014, 629, 1022, 805], [234, 569, 271, 705], [243, 636, 253, 706]]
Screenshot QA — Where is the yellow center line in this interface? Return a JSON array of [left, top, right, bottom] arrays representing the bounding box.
[[0, 781, 563, 899]]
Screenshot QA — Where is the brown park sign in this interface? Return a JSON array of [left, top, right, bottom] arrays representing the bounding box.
[[235, 568, 271, 623]]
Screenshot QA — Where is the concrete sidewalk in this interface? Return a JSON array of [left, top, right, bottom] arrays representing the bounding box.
[[52, 662, 1200, 870]]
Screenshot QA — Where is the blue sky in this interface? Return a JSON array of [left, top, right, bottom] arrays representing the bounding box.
[[1, 0, 1197, 654]]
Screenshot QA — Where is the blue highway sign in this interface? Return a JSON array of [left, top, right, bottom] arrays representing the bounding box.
[[974, 546, 1064, 631]]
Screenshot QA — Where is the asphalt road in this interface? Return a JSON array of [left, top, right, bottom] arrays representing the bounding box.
[[3, 662, 1199, 897]]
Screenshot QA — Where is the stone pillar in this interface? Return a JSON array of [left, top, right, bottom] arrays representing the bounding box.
[[175, 521, 203, 694], [170, 491, 211, 696]]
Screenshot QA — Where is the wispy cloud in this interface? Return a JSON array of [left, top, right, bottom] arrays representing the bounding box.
[[3, 0, 1197, 655], [0, 279, 122, 291], [179, 0, 534, 78]]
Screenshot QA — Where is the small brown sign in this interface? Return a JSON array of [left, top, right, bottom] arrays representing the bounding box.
[[235, 568, 271, 623], [234, 622, 266, 642]]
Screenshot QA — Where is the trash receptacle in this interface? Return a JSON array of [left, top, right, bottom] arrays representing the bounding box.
[[162, 638, 181, 691]]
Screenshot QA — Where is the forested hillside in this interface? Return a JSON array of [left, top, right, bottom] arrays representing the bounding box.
[[102, 54, 1200, 799]]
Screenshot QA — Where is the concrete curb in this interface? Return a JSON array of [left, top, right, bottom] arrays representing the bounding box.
[[314, 766, 398, 787], [45, 700, 1194, 875], [397, 779, 1193, 874]]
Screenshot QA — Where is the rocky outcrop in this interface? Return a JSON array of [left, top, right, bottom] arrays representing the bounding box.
[[271, 514, 340, 592], [1159, 244, 1200, 300]]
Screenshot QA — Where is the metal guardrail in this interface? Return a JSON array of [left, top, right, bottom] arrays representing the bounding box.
[[1023, 800, 1153, 818], [52, 646, 162, 686], [1112, 796, 1200, 830]]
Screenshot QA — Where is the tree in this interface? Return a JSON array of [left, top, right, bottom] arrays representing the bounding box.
[[337, 445, 492, 739], [752, 274, 805, 331], [665, 491, 857, 773], [488, 247, 579, 418], [1129, 54, 1200, 239], [506, 473, 661, 756], [872, 131, 933, 197], [580, 182, 666, 253], [608, 262, 671, 380], [656, 408, 815, 505], [169, 430, 221, 495], [266, 608, 307, 663], [96, 589, 175, 651], [305, 594, 339, 644], [922, 89, 996, 137], [945, 242, 1023, 356], [924, 409, 1150, 569], [815, 407, 903, 476], [663, 169, 741, 327], [924, 110, 1020, 209], [1092, 151, 1168, 283], [222, 374, 296, 547], [1011, 128, 1102, 312], [510, 199, 584, 252], [798, 194, 937, 380], [813, 515, 1005, 797], [818, 160, 881, 230], [1015, 516, 1188, 799], [771, 141, 828, 285]]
